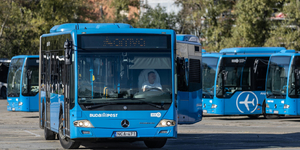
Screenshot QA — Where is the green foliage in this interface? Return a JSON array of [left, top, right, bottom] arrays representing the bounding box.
[[0, 0, 96, 58], [224, 0, 280, 48], [136, 4, 178, 30], [175, 0, 235, 52], [265, 0, 300, 51], [110, 0, 140, 24]]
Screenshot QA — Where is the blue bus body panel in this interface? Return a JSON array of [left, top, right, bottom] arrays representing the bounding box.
[[222, 91, 265, 115], [69, 103, 177, 139], [7, 55, 39, 112], [49, 93, 64, 133], [177, 90, 202, 124]]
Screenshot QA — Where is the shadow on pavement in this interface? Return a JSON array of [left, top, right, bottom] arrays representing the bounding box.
[[77, 132, 300, 150]]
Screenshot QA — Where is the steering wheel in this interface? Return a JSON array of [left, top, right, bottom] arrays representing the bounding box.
[[145, 87, 163, 92]]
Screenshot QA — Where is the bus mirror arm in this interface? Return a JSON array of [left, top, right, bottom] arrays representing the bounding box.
[[64, 39, 73, 65], [222, 70, 228, 81], [295, 69, 300, 80]]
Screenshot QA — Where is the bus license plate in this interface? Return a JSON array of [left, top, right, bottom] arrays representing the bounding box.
[[115, 131, 137, 137], [274, 110, 279, 114]]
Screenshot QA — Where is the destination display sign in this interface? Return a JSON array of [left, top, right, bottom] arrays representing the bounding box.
[[78, 34, 170, 49]]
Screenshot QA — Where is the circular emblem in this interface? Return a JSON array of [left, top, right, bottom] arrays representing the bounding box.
[[123, 106, 127, 110], [236, 91, 258, 113], [121, 119, 129, 128]]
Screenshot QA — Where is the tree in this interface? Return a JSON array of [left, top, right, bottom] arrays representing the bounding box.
[[0, 0, 97, 58], [265, 0, 300, 51], [224, 0, 280, 48], [175, 0, 235, 52], [137, 4, 178, 30]]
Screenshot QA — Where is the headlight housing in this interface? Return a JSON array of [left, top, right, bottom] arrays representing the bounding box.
[[18, 102, 23, 106], [156, 119, 175, 127], [73, 120, 94, 128], [284, 104, 290, 109], [211, 104, 217, 108]]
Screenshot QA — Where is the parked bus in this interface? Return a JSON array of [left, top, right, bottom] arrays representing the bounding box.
[[7, 55, 39, 112], [0, 58, 10, 98], [176, 34, 203, 124], [265, 50, 300, 118], [39, 23, 202, 149], [202, 47, 286, 118]]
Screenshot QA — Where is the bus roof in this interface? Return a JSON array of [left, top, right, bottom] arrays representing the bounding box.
[[12, 55, 39, 59], [220, 47, 286, 54], [50, 23, 133, 33], [176, 34, 200, 43], [270, 50, 300, 57], [177, 40, 202, 46]]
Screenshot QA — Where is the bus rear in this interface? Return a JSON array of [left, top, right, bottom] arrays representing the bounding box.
[[7, 55, 39, 112], [265, 50, 300, 117]]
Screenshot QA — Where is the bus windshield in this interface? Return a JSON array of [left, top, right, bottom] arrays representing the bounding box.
[[7, 58, 24, 97], [217, 57, 269, 98], [22, 58, 39, 96], [266, 56, 290, 98], [77, 51, 172, 109], [288, 56, 300, 98], [202, 57, 218, 98]]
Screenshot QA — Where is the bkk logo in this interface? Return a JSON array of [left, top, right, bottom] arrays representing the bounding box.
[[236, 91, 258, 113]]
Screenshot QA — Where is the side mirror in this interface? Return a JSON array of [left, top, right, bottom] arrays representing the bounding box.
[[222, 70, 228, 81], [27, 70, 32, 80], [295, 69, 300, 80], [64, 39, 73, 65]]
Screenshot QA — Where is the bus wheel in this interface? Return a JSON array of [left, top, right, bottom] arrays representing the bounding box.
[[44, 126, 55, 140], [1, 87, 6, 99], [59, 115, 80, 149], [247, 115, 260, 119], [144, 138, 167, 148], [265, 114, 280, 119]]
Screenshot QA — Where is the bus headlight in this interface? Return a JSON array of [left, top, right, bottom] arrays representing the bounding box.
[[284, 104, 290, 109], [211, 104, 217, 108], [18, 102, 23, 106], [156, 119, 175, 127], [266, 103, 269, 108], [73, 120, 94, 128]]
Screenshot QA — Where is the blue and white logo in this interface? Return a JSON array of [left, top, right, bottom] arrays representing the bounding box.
[[236, 91, 258, 113]]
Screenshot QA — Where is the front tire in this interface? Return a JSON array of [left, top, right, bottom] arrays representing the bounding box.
[[247, 115, 260, 119], [59, 115, 80, 149], [144, 138, 167, 148], [265, 114, 280, 119]]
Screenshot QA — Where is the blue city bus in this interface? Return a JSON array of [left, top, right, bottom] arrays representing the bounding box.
[[7, 55, 39, 112], [265, 50, 300, 118], [202, 47, 286, 118], [39, 23, 202, 149]]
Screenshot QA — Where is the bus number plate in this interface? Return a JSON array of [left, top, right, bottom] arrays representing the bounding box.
[[115, 131, 137, 137], [274, 110, 279, 114]]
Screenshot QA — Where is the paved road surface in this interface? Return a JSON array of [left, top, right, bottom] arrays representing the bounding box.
[[0, 99, 300, 150]]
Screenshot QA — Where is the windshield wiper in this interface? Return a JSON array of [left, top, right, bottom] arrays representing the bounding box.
[[129, 98, 165, 110], [85, 102, 116, 109]]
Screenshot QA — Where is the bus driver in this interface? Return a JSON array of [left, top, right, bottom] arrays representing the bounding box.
[[141, 71, 162, 92]]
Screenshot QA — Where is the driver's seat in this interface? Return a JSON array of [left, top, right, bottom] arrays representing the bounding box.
[[138, 69, 161, 92]]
